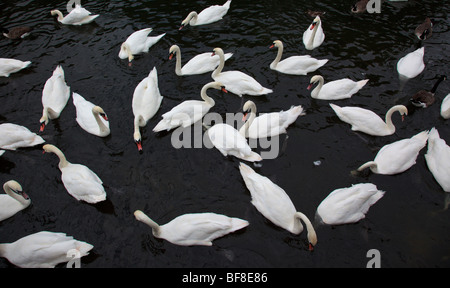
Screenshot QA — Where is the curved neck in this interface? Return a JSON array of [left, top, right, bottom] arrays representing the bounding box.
[[3, 183, 30, 207], [431, 76, 445, 93], [241, 102, 257, 137], [270, 43, 283, 69], [200, 84, 216, 106], [92, 109, 109, 134], [212, 51, 225, 78], [307, 21, 320, 48], [384, 105, 404, 132], [294, 212, 317, 249], [135, 211, 161, 237], [186, 12, 198, 25], [47, 145, 69, 169], [311, 77, 324, 98], [53, 10, 65, 21], [358, 161, 377, 172], [174, 47, 183, 76]]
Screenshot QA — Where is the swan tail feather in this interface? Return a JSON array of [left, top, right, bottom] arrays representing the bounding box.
[[357, 79, 369, 88], [240, 151, 262, 162]]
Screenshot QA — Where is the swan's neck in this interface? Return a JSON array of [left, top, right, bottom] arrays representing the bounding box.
[[133, 115, 144, 141], [48, 146, 69, 169], [307, 21, 320, 49], [53, 10, 65, 22], [200, 85, 216, 107], [294, 212, 317, 250], [212, 51, 225, 78], [174, 48, 183, 76], [270, 44, 284, 69], [384, 106, 405, 133], [241, 102, 257, 137], [3, 183, 30, 207], [186, 12, 198, 25], [431, 76, 445, 94], [122, 43, 134, 62], [92, 109, 109, 134], [311, 77, 324, 98], [358, 161, 377, 172], [0, 244, 6, 258], [136, 211, 161, 237]]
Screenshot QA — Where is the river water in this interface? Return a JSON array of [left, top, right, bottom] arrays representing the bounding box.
[[0, 0, 449, 268]]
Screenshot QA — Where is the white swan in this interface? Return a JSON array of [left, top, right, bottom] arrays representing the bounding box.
[[0, 123, 45, 150], [179, 0, 232, 29], [330, 104, 408, 136], [206, 123, 262, 162], [0, 180, 31, 222], [72, 92, 110, 137], [356, 130, 429, 175], [0, 58, 31, 77], [51, 4, 99, 25], [169, 44, 233, 76], [212, 47, 273, 97], [40, 65, 70, 132], [441, 93, 450, 119], [43, 144, 106, 203], [0, 231, 93, 268], [397, 47, 425, 79], [302, 16, 325, 50], [134, 210, 248, 246], [308, 75, 368, 100], [239, 100, 305, 138], [270, 40, 328, 75], [153, 82, 227, 132], [239, 162, 318, 250], [119, 28, 166, 64], [424, 128, 450, 192], [316, 183, 385, 225], [132, 67, 164, 152]]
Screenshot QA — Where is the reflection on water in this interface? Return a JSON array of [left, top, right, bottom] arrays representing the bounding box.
[[0, 0, 449, 268]]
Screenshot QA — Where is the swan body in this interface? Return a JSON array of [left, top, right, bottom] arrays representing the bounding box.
[[397, 47, 425, 79], [0, 58, 31, 77], [238, 162, 318, 250], [212, 47, 273, 97], [415, 18, 432, 40], [357, 130, 429, 175], [330, 104, 408, 136], [269, 40, 328, 75], [153, 82, 226, 132], [424, 128, 450, 192], [441, 93, 450, 119], [410, 75, 446, 108], [51, 4, 99, 25], [207, 123, 262, 162], [303, 16, 325, 50], [0, 180, 31, 222], [43, 144, 106, 203], [132, 67, 163, 152], [316, 183, 385, 225], [2, 26, 32, 39], [0, 123, 45, 150], [0, 231, 93, 268], [239, 100, 305, 138], [72, 92, 110, 137], [308, 75, 368, 100], [119, 28, 166, 63], [169, 44, 233, 76], [134, 210, 248, 246], [179, 0, 232, 29], [40, 65, 70, 132]]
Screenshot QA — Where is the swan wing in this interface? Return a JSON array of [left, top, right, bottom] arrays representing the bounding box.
[[330, 104, 390, 135], [441, 94, 450, 119], [397, 47, 425, 78], [42, 66, 70, 116], [0, 195, 26, 222], [181, 53, 232, 75], [62, 6, 97, 25], [61, 164, 106, 203], [318, 79, 364, 100], [213, 71, 272, 96], [0, 58, 31, 77], [0, 123, 45, 150], [425, 128, 450, 192], [73, 93, 109, 135], [132, 68, 163, 122], [276, 56, 327, 75], [195, 1, 231, 25]]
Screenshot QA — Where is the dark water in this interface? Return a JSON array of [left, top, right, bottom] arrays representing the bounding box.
[[0, 0, 449, 268]]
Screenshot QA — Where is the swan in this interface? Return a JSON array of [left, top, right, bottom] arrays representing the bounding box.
[[329, 103, 408, 136], [51, 4, 99, 25], [153, 82, 227, 132], [211, 47, 273, 97], [302, 16, 325, 50], [72, 92, 110, 137], [415, 18, 433, 40], [424, 128, 450, 192], [2, 26, 32, 39], [42, 144, 107, 203], [39, 65, 70, 132], [308, 75, 368, 100], [238, 162, 318, 250], [269, 40, 328, 75], [239, 100, 305, 138], [441, 93, 450, 119], [0, 58, 31, 77], [169, 44, 233, 76], [397, 47, 425, 79], [410, 75, 446, 108], [0, 231, 93, 268], [356, 130, 429, 175], [132, 67, 163, 152], [206, 123, 262, 162], [0, 123, 45, 150], [119, 28, 166, 64], [316, 183, 385, 225], [134, 210, 248, 246], [0, 180, 31, 222], [179, 0, 232, 29]]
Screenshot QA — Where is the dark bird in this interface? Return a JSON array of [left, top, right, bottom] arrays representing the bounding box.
[[415, 18, 433, 40], [351, 0, 369, 13], [411, 75, 447, 108], [2, 26, 32, 39], [307, 10, 326, 17]]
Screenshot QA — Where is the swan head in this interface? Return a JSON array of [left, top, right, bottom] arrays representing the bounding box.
[[133, 132, 143, 153], [310, 16, 321, 30], [212, 47, 224, 57], [39, 114, 49, 132], [168, 45, 178, 60], [397, 105, 408, 121], [120, 43, 134, 63], [270, 40, 282, 49], [93, 106, 108, 121], [4, 180, 29, 202], [307, 228, 318, 251], [242, 100, 255, 121], [307, 75, 323, 90], [179, 11, 197, 30]]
